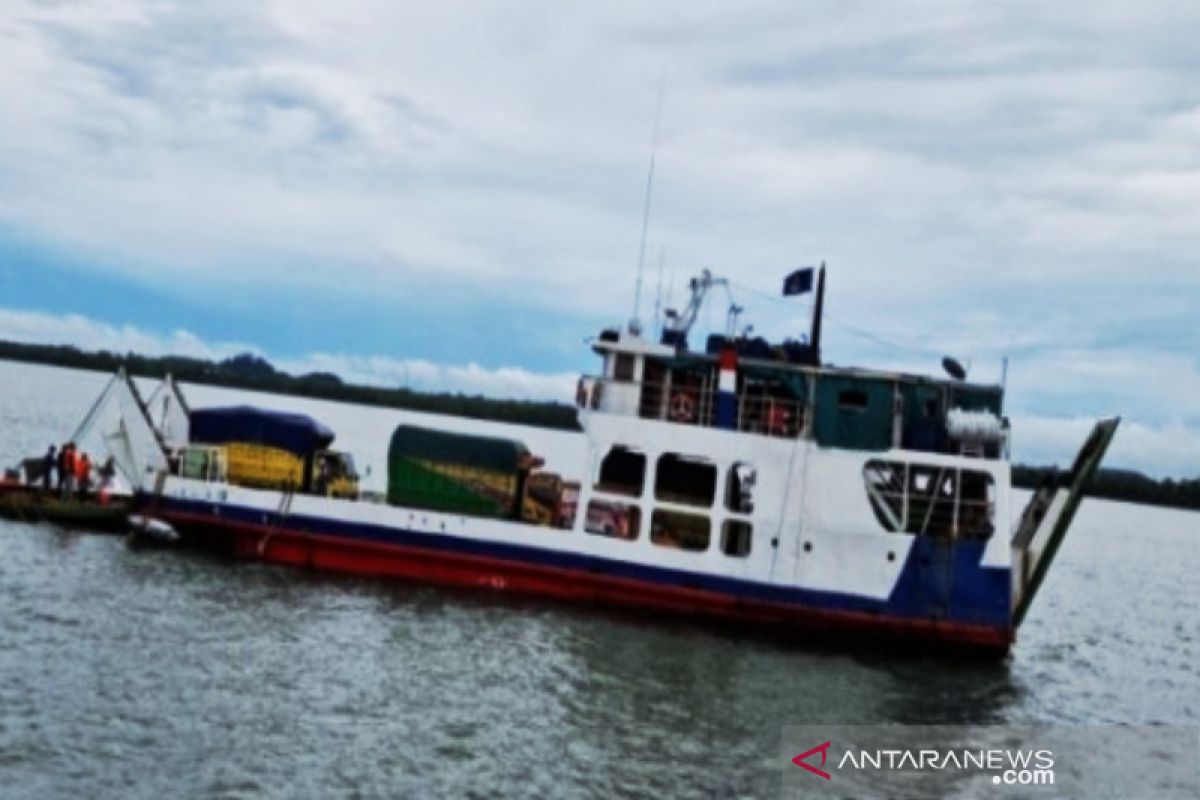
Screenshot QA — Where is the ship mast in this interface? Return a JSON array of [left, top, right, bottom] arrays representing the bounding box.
[[808, 263, 826, 366], [629, 78, 665, 336], [660, 269, 727, 349]]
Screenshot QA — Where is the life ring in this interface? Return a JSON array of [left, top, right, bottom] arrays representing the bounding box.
[[669, 391, 697, 423], [767, 404, 792, 435]]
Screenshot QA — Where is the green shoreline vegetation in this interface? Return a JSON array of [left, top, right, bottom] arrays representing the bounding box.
[[0, 339, 580, 431], [1012, 466, 1199, 514], [1, 339, 1196, 513]]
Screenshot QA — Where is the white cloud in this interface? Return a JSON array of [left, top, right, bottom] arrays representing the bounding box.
[[0, 305, 576, 402], [3, 0, 1198, 315], [276, 352, 577, 401], [0, 307, 251, 360], [1011, 415, 1200, 479], [1003, 348, 1200, 425]]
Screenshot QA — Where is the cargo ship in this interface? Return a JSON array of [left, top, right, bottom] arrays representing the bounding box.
[[132, 268, 1118, 655]]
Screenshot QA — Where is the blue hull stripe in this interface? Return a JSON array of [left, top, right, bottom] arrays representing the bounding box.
[[154, 495, 1012, 628]]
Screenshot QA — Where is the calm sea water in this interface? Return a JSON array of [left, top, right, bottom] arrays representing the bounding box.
[[0, 360, 1196, 798]]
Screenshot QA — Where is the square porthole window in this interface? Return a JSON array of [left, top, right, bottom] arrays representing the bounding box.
[[584, 499, 640, 540], [654, 453, 716, 507], [595, 446, 646, 497], [725, 462, 756, 514], [650, 509, 710, 552], [721, 520, 753, 557]]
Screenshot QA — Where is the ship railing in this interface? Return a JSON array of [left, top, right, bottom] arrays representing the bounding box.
[[864, 483, 996, 540], [577, 376, 806, 439]]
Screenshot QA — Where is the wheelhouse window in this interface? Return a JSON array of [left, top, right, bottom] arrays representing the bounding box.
[[725, 462, 756, 514], [181, 448, 212, 480], [650, 509, 710, 552], [956, 469, 996, 539], [180, 446, 225, 482], [737, 375, 806, 438], [595, 446, 646, 497], [584, 499, 640, 541], [639, 359, 668, 419], [654, 453, 717, 507], [839, 389, 869, 411], [613, 353, 636, 382], [863, 460, 995, 539], [721, 520, 752, 557]]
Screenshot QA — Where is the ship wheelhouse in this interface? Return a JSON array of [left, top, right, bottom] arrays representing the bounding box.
[[581, 327, 1008, 456], [577, 324, 1012, 550]]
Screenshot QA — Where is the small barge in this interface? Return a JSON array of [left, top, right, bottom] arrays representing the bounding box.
[[0, 482, 130, 531], [1, 370, 188, 535]]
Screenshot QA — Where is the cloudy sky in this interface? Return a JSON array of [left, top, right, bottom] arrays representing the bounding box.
[[1, 1, 1197, 476]]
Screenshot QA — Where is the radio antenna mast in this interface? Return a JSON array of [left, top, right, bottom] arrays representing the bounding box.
[[652, 245, 665, 337], [630, 76, 665, 335]]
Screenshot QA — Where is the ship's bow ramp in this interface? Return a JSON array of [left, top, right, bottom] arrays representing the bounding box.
[[1010, 417, 1121, 626]]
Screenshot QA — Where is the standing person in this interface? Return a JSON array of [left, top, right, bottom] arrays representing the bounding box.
[[61, 443, 76, 500], [75, 451, 92, 499], [41, 445, 57, 493], [96, 457, 116, 506], [98, 457, 116, 490], [55, 443, 69, 495]]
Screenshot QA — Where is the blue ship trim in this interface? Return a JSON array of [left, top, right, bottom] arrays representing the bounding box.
[[152, 494, 1012, 629]]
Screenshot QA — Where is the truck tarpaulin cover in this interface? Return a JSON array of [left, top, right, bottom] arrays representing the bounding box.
[[388, 425, 530, 474], [189, 406, 335, 457]]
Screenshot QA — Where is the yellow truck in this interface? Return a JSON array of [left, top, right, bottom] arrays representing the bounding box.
[[178, 442, 358, 498], [181, 407, 359, 498], [224, 442, 302, 490]]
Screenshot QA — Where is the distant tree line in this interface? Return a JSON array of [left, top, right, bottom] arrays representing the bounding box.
[[1012, 465, 1200, 513], [0, 339, 581, 432]]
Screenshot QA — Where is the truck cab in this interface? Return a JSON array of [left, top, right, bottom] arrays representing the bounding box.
[[313, 450, 359, 499]]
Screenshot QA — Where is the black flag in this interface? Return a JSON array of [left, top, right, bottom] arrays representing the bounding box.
[[782, 267, 814, 296]]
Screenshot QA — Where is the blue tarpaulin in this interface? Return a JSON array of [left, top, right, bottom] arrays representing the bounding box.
[[189, 406, 335, 457]]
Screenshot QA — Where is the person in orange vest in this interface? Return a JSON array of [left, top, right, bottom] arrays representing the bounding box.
[[75, 450, 91, 499]]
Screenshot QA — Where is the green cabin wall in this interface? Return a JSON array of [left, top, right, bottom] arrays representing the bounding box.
[[813, 375, 895, 451]]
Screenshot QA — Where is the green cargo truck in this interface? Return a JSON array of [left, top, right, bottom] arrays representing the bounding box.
[[387, 425, 542, 520]]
